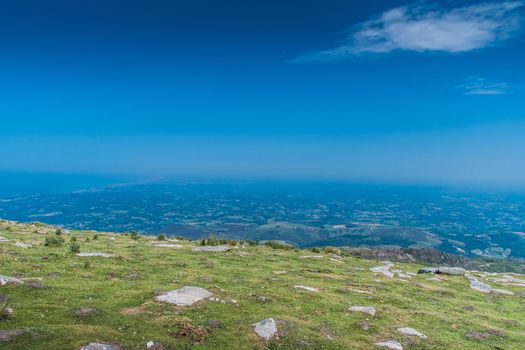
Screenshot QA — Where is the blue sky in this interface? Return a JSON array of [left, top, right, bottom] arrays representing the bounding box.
[[1, 0, 524, 186]]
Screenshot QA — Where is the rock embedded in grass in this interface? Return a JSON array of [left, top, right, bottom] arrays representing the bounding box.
[[370, 265, 394, 278], [254, 318, 277, 341], [348, 306, 376, 316], [79, 342, 121, 350], [0, 236, 9, 242], [0, 329, 31, 342], [76, 252, 115, 258], [294, 285, 319, 292], [397, 327, 427, 338], [192, 246, 231, 252], [374, 340, 403, 350], [155, 286, 212, 306], [299, 255, 324, 259], [0, 275, 24, 286], [14, 242, 32, 248], [154, 243, 184, 248], [74, 306, 99, 317]]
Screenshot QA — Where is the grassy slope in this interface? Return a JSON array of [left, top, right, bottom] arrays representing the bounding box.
[[0, 220, 524, 350]]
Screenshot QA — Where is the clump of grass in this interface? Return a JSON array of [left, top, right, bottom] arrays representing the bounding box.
[[200, 235, 229, 246], [157, 234, 166, 241], [322, 246, 341, 255], [247, 240, 258, 246], [1, 300, 13, 320], [265, 240, 294, 251], [44, 234, 65, 247], [69, 241, 81, 254], [310, 247, 321, 253], [130, 231, 141, 240], [55, 228, 62, 235], [93, 234, 98, 240]]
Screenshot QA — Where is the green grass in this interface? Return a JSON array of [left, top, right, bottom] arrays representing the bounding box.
[[0, 219, 524, 349]]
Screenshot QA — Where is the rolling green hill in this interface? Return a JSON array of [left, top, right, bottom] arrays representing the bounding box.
[[1, 219, 524, 349]]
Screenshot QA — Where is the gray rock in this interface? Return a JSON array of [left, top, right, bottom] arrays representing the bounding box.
[[14, 242, 32, 248], [0, 276, 24, 286], [371, 265, 394, 278], [145, 341, 165, 350], [397, 327, 427, 338], [192, 246, 231, 252], [154, 243, 183, 248], [74, 307, 99, 317], [77, 252, 115, 258], [80, 343, 121, 350], [418, 267, 465, 275], [467, 277, 492, 293], [348, 306, 376, 316], [299, 255, 324, 259], [254, 318, 277, 341], [206, 319, 223, 329], [156, 286, 212, 306], [374, 340, 403, 350], [0, 236, 9, 242], [125, 273, 143, 280], [464, 331, 489, 341], [0, 329, 32, 342], [294, 285, 319, 292]]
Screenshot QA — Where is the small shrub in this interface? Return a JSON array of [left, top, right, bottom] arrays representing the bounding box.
[[130, 231, 140, 240], [44, 235, 65, 247], [322, 246, 341, 255], [265, 240, 294, 251], [247, 240, 258, 246], [310, 247, 321, 253], [70, 236, 77, 242], [83, 261, 91, 269], [157, 234, 166, 241], [93, 234, 98, 240], [69, 241, 81, 254], [55, 228, 62, 235], [85, 237, 90, 242]]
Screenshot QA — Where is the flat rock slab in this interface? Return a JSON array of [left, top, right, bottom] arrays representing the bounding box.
[[371, 266, 394, 278], [156, 286, 212, 306], [254, 318, 277, 341], [76, 252, 115, 258], [0, 236, 9, 242], [294, 285, 319, 292], [468, 277, 492, 293], [80, 343, 121, 350], [154, 243, 184, 248], [0, 329, 32, 342], [348, 306, 376, 316], [374, 340, 403, 350], [0, 275, 24, 286], [299, 255, 324, 259], [398, 327, 427, 338], [192, 246, 231, 252], [14, 242, 32, 248]]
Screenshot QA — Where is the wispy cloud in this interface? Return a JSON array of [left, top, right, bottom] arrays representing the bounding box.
[[293, 1, 524, 61], [459, 77, 509, 95]]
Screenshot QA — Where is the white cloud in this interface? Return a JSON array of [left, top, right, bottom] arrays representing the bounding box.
[[459, 77, 509, 95], [294, 1, 524, 61]]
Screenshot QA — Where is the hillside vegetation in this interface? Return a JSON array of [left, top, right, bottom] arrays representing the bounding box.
[[1, 219, 524, 349]]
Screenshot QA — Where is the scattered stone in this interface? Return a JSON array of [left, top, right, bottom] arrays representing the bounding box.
[[0, 294, 7, 302], [273, 271, 287, 275], [294, 285, 319, 293], [0, 276, 24, 286], [357, 320, 371, 331], [47, 272, 61, 277], [0, 329, 31, 342], [492, 288, 515, 296], [156, 286, 212, 306], [145, 341, 165, 350], [374, 340, 403, 350], [0, 236, 9, 242], [14, 242, 32, 248], [206, 319, 223, 329], [154, 243, 183, 248], [24, 280, 44, 289], [125, 273, 143, 280], [74, 307, 99, 317], [76, 252, 115, 258], [299, 255, 324, 259], [463, 305, 476, 312], [2, 307, 13, 317], [192, 246, 231, 252], [467, 276, 492, 293], [254, 318, 277, 341], [80, 343, 121, 350], [464, 331, 489, 341], [348, 306, 376, 316], [208, 297, 238, 305], [397, 327, 427, 338], [371, 265, 394, 278]]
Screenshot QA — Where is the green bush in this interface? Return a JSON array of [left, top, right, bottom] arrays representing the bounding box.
[[264, 240, 294, 251], [130, 231, 141, 240], [55, 228, 63, 235], [157, 234, 166, 241], [69, 241, 81, 253], [44, 235, 65, 247], [93, 234, 98, 240]]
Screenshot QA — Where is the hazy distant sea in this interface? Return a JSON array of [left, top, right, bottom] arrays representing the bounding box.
[[0, 172, 132, 196]]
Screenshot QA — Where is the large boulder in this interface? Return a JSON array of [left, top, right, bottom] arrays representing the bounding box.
[[254, 318, 277, 341]]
